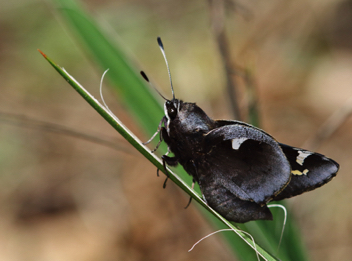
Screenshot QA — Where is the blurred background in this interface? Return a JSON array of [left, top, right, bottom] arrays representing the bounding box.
[[0, 0, 351, 260]]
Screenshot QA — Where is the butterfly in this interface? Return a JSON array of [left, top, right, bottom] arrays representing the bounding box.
[[143, 37, 339, 223]]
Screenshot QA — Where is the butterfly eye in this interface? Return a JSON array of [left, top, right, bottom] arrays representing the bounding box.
[[165, 101, 177, 119], [168, 105, 177, 119]]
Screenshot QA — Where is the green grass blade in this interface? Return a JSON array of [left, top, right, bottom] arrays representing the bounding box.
[[54, 0, 163, 135]]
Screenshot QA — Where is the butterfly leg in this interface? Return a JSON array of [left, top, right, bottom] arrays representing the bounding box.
[[143, 117, 167, 153], [185, 197, 192, 209], [162, 177, 168, 189], [159, 126, 179, 188], [156, 143, 171, 177], [151, 135, 163, 153], [160, 126, 179, 167], [161, 154, 179, 188], [184, 179, 195, 209]]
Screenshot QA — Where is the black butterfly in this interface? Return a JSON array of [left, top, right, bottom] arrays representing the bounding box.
[[143, 37, 339, 223]]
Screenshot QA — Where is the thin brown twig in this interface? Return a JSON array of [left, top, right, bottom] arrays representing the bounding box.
[[208, 0, 241, 120], [244, 68, 260, 127], [0, 111, 135, 155], [303, 97, 352, 150]]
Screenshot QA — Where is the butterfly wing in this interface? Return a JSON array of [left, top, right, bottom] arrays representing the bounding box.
[[273, 143, 339, 201], [200, 120, 291, 205], [199, 174, 273, 222]]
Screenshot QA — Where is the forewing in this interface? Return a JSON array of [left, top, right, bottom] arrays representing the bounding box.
[[273, 143, 339, 201], [202, 121, 291, 204]]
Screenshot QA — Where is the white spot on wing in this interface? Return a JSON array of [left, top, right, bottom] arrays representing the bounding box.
[[232, 137, 248, 150], [296, 150, 312, 165]]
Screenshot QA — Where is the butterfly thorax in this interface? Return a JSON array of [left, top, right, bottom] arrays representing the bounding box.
[[163, 100, 215, 164]]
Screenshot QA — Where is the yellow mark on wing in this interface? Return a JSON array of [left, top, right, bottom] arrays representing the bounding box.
[[291, 169, 309, 176]]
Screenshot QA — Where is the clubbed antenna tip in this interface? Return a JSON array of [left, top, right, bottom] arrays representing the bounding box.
[[157, 37, 175, 100], [157, 37, 163, 49], [140, 70, 167, 100], [140, 71, 149, 82]]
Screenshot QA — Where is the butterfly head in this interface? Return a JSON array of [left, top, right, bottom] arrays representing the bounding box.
[[164, 99, 180, 121]]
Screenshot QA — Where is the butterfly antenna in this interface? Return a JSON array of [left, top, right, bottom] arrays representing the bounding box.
[[157, 37, 175, 100], [140, 71, 167, 100]]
